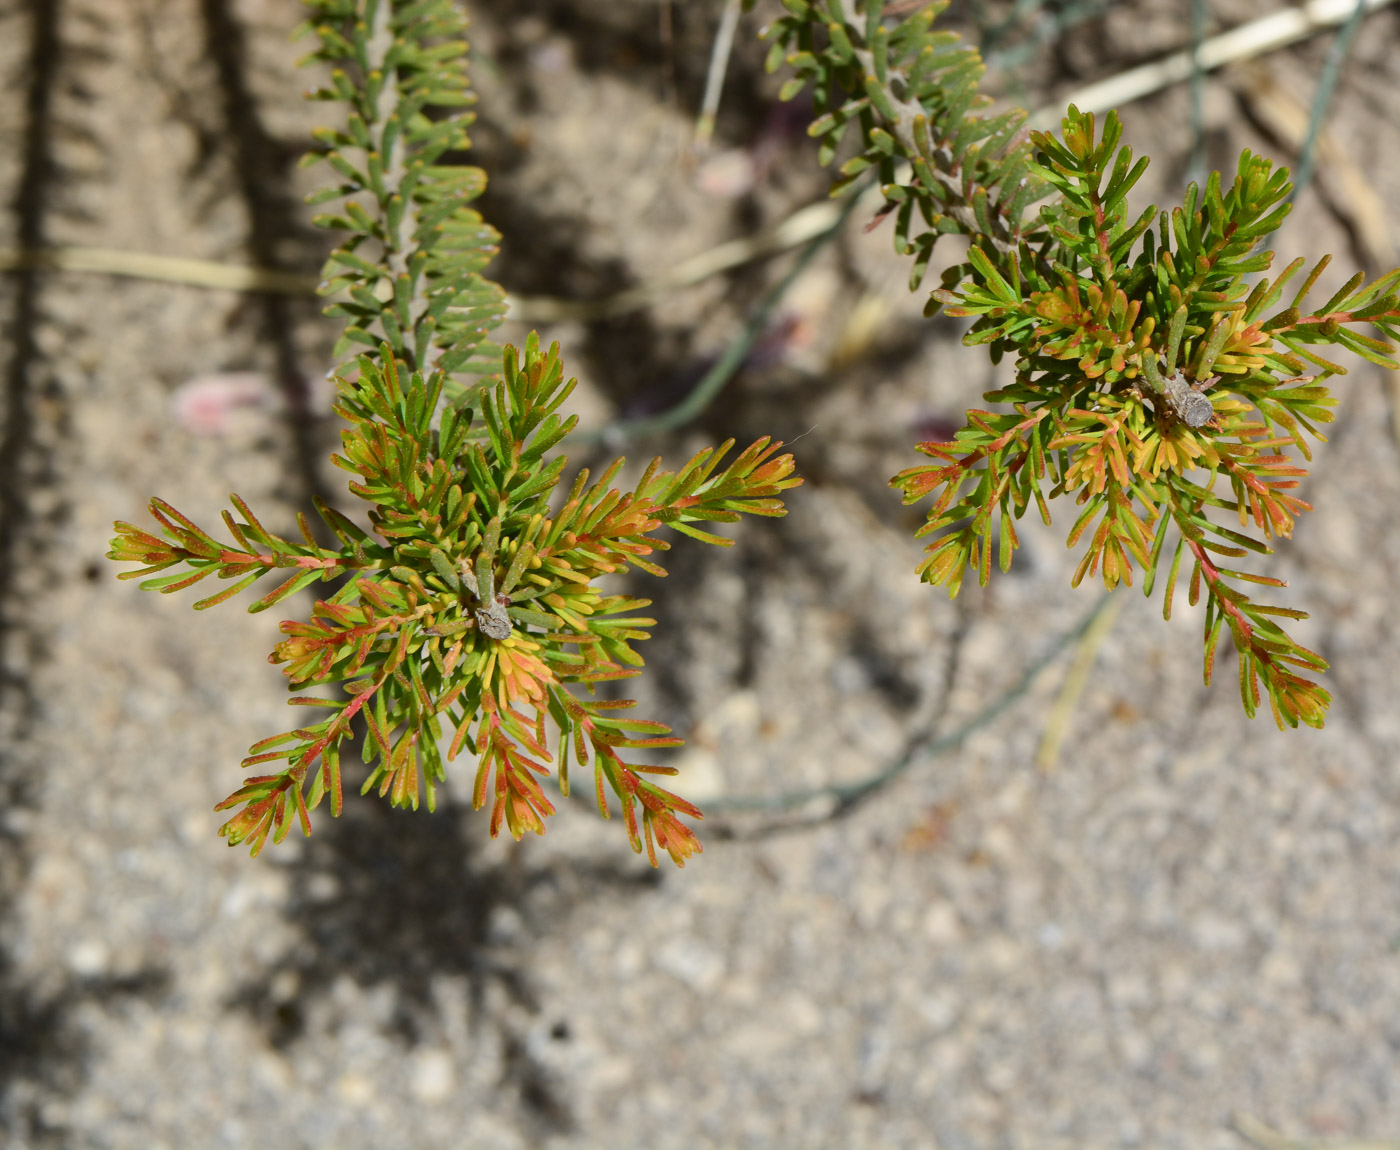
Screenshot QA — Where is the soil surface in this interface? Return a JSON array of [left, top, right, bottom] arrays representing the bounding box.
[[3, 1, 1400, 1148]]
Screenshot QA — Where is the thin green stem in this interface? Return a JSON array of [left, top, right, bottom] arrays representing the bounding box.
[[576, 189, 864, 446], [1293, 0, 1368, 205], [1186, 0, 1208, 186], [706, 592, 1116, 817]]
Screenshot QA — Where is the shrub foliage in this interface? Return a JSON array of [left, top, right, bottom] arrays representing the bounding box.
[[766, 0, 1400, 728], [108, 0, 800, 863]]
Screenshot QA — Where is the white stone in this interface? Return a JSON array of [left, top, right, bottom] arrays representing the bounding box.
[[410, 1049, 455, 1104]]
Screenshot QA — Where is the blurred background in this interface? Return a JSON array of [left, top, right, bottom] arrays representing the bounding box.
[[2, 0, 1400, 1146]]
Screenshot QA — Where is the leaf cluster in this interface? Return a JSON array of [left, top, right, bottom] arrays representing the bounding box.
[[763, 0, 1052, 289], [770, 2, 1400, 728], [300, 0, 506, 383], [107, 0, 802, 863]]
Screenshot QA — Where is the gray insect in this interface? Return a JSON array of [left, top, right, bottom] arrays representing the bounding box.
[[457, 557, 513, 640], [1158, 370, 1215, 428], [473, 597, 513, 641]]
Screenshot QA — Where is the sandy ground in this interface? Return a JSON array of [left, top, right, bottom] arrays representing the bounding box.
[[3, 1, 1400, 1147]]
